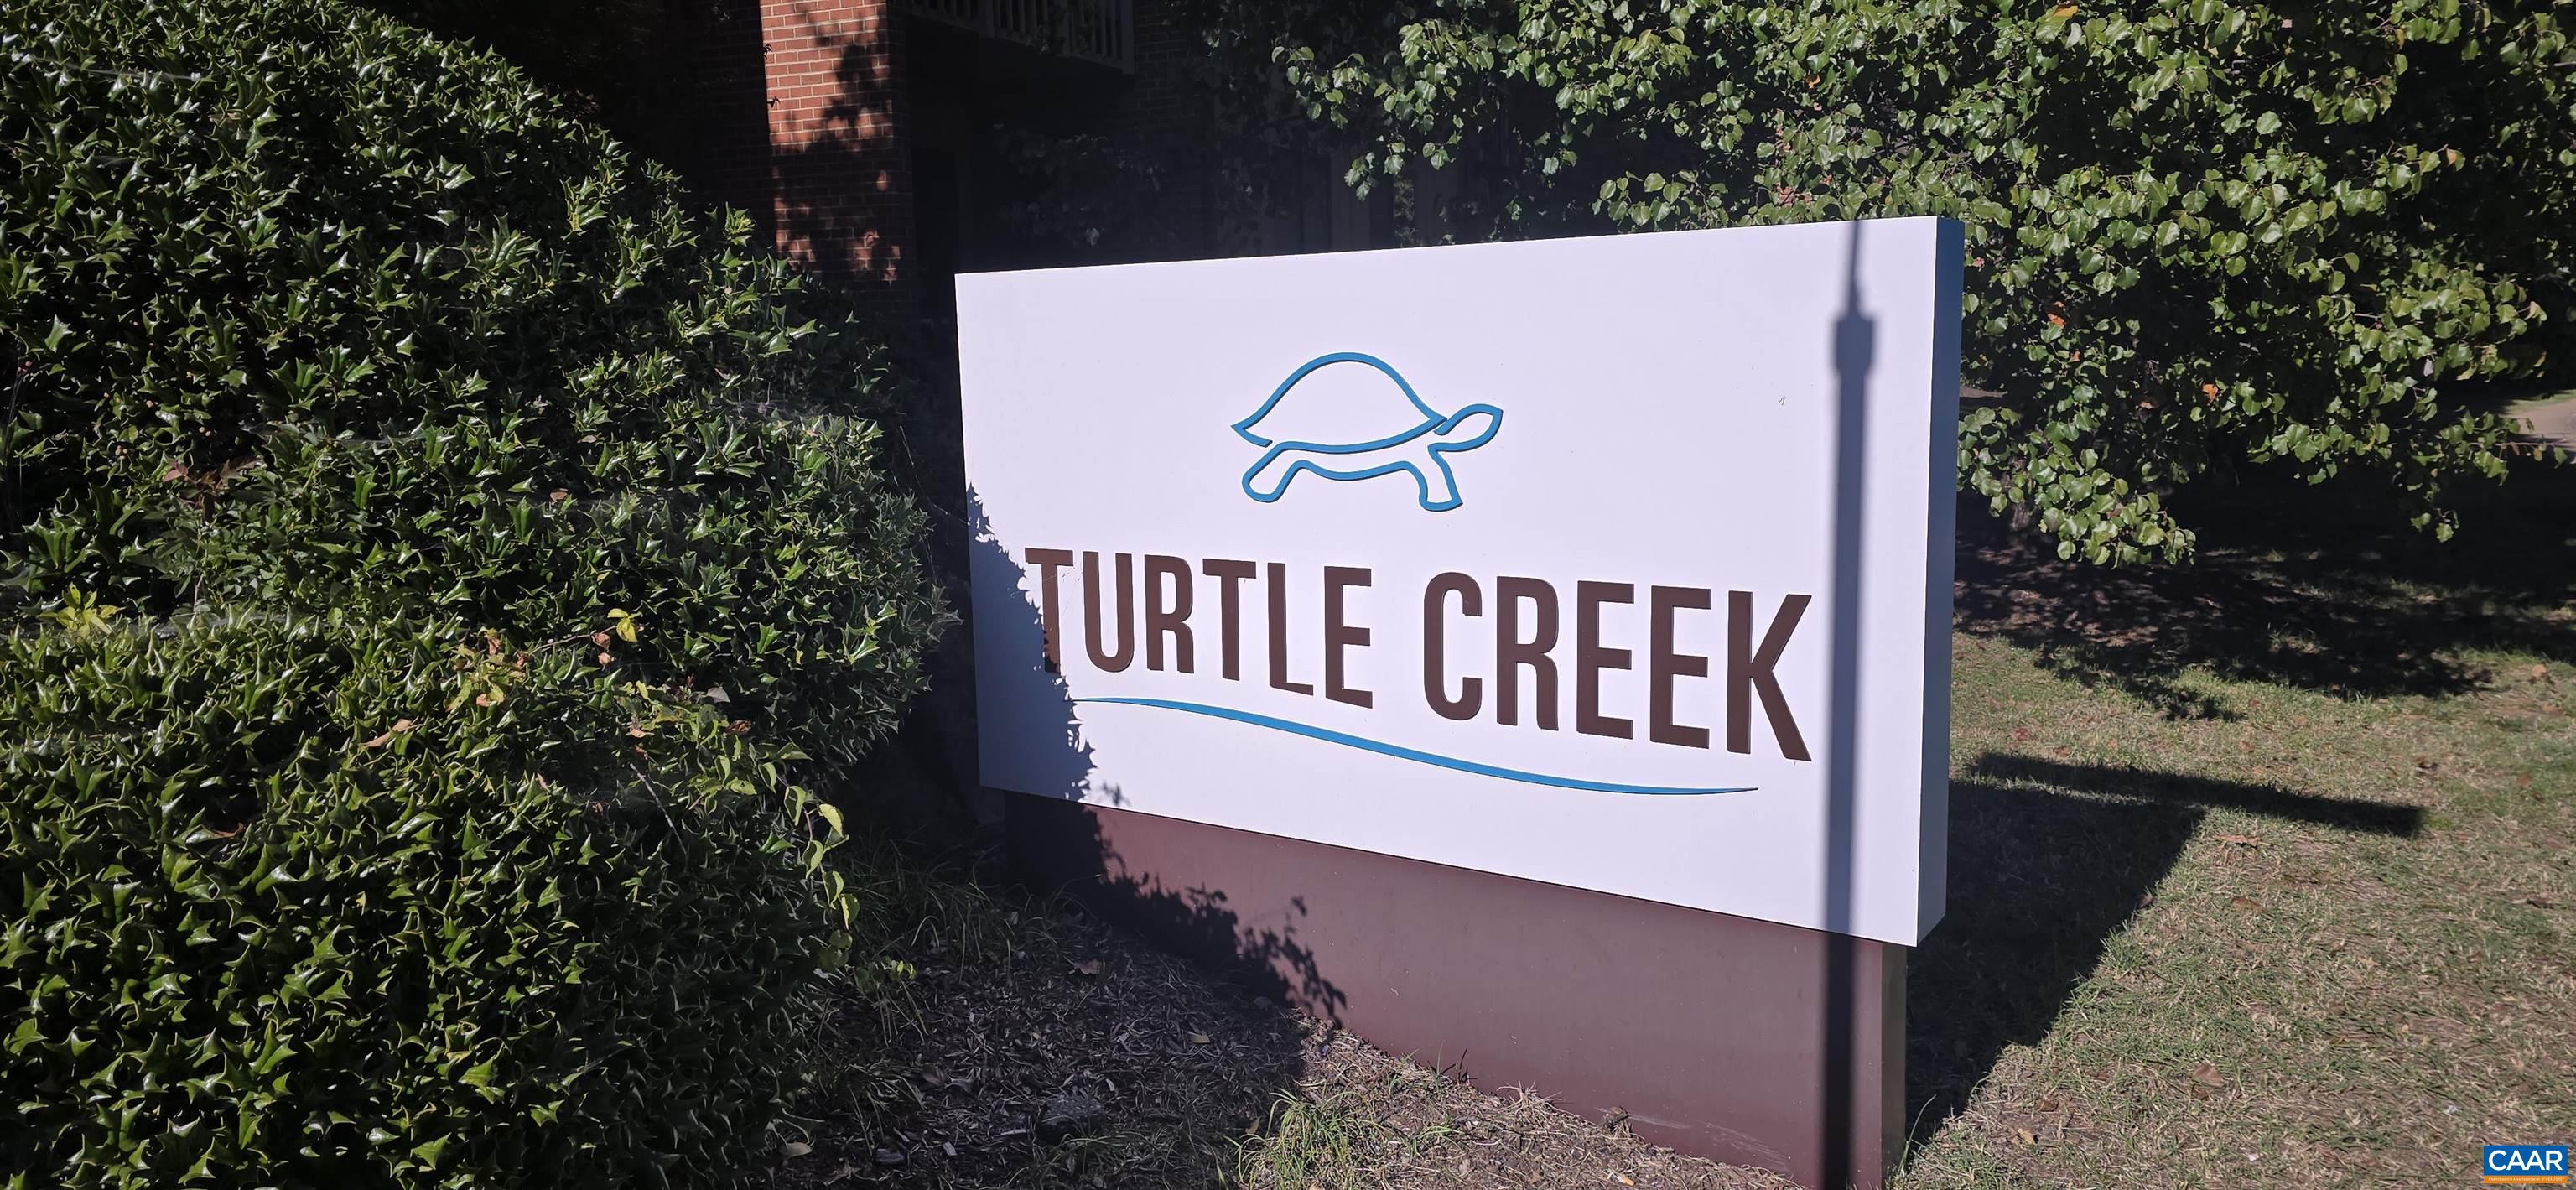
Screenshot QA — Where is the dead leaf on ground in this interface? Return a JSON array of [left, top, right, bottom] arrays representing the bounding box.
[[780, 1141, 813, 1159], [2231, 896, 2262, 912], [1187, 1032, 1213, 1045], [2012, 1126, 2038, 1146], [2190, 1062, 2226, 1088], [1071, 959, 1107, 977]]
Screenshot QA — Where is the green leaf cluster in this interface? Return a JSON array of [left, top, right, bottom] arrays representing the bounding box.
[[1209, 0, 2573, 560], [2, 613, 852, 1187], [0, 0, 943, 1183]]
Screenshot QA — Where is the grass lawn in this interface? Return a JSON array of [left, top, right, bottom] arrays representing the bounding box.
[[791, 468, 2575, 1188], [1914, 627, 2572, 1184]]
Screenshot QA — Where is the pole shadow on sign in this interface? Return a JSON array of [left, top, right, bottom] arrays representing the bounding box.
[[1818, 218, 1875, 1190], [1846, 226, 2435, 1172], [967, 486, 1349, 1025]]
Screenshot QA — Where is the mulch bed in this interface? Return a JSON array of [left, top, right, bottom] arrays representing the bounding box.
[[782, 889, 1781, 1189]]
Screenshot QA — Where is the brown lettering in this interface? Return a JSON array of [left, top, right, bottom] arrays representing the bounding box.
[[1202, 559, 1255, 681], [1143, 554, 1194, 673], [1495, 577, 1559, 730], [1265, 562, 1314, 695], [1323, 566, 1374, 708], [1727, 590, 1810, 760], [1082, 551, 1135, 673], [1025, 548, 1074, 670], [1574, 581, 1635, 739], [1649, 585, 1711, 749], [1422, 573, 1482, 721]]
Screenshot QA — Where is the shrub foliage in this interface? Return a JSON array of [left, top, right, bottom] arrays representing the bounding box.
[[0, 0, 940, 1184], [1197, 0, 2575, 560], [3, 614, 849, 1186]]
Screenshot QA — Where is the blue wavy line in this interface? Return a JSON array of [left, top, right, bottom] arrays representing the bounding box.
[[1072, 697, 1756, 797]]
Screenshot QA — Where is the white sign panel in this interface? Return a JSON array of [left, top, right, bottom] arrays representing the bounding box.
[[960, 217, 1960, 944]]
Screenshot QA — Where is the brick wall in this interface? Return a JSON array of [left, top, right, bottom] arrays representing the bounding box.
[[686, 0, 917, 325], [1112, 0, 1216, 253], [677, 0, 771, 223], [674, 0, 1245, 825]]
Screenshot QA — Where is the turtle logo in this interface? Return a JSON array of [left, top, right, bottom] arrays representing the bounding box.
[[1231, 352, 1503, 512]]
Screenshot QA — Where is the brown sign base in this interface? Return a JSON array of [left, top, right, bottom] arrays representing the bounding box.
[[1006, 792, 1906, 1188]]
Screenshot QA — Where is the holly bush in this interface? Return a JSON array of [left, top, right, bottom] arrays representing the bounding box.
[[1197, 0, 2574, 560], [2, 613, 851, 1187], [1, 0, 942, 1184]]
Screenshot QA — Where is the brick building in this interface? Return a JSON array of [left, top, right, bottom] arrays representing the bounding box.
[[664, 0, 1389, 811], [682, 0, 1388, 336]]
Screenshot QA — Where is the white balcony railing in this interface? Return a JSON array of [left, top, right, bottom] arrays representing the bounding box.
[[901, 0, 1133, 71]]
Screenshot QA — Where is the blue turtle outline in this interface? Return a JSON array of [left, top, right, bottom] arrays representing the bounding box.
[[1230, 352, 1504, 512]]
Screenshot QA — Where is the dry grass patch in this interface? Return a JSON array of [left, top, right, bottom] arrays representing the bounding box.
[[1907, 470, 2576, 1187], [1230, 1037, 1796, 1189]]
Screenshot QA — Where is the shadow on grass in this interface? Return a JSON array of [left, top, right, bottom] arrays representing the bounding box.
[[1955, 463, 2576, 719], [790, 837, 1324, 1190], [1966, 754, 2426, 836], [781, 489, 1332, 1189], [1907, 753, 2425, 1143]]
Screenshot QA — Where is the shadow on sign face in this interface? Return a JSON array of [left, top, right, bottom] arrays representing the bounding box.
[[968, 486, 1350, 1023]]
